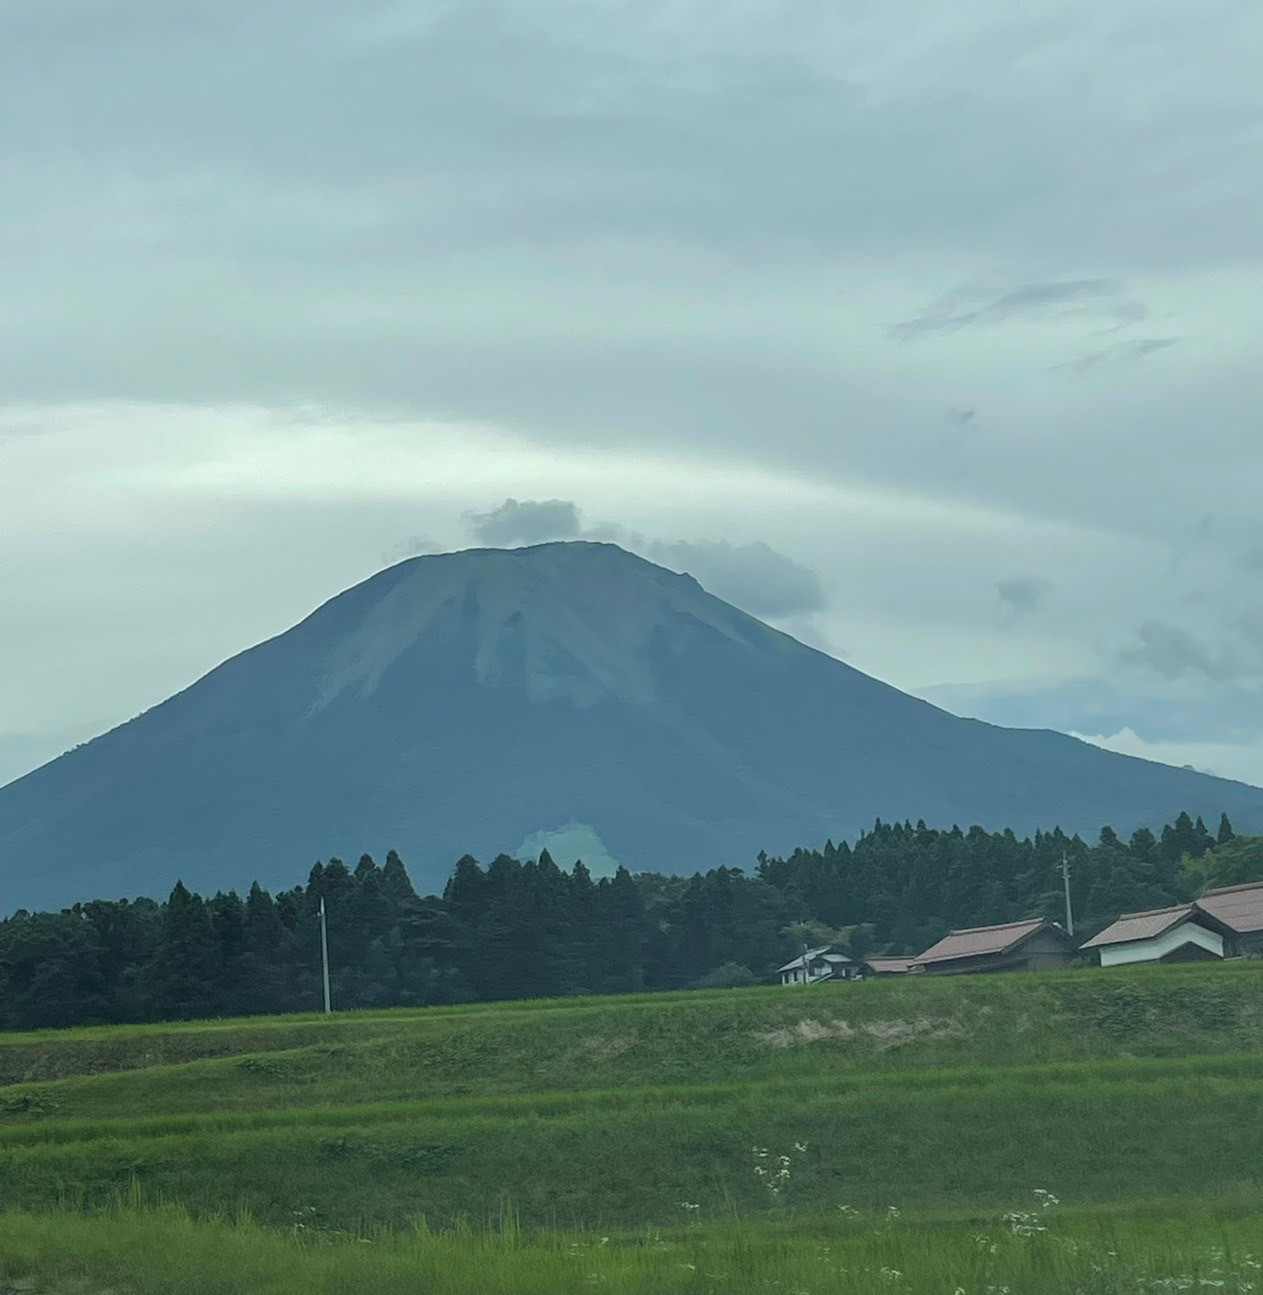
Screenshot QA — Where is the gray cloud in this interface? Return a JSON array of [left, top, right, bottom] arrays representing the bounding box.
[[893, 279, 1139, 339], [465, 499, 582, 547], [646, 539, 827, 620], [462, 499, 826, 620], [997, 575, 1054, 614], [1053, 336, 1182, 375], [1121, 621, 1241, 682]]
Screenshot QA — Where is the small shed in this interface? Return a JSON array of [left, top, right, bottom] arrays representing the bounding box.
[[1197, 880, 1263, 957], [778, 946, 857, 985], [1080, 903, 1236, 967], [911, 918, 1075, 976]]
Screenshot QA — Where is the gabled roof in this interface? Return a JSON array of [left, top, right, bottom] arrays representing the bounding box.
[[1081, 901, 1239, 949], [913, 918, 1060, 966], [863, 956, 916, 975], [1198, 879, 1263, 934], [1081, 904, 1205, 949], [777, 946, 854, 974]]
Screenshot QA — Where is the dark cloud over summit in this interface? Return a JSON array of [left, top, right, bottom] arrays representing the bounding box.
[[466, 499, 583, 547]]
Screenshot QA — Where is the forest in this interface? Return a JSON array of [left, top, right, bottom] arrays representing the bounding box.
[[1, 810, 1259, 1031]]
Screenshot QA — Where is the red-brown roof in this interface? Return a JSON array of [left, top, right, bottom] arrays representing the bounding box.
[[863, 957, 916, 975], [913, 918, 1055, 966], [1081, 904, 1202, 949], [1198, 879, 1263, 934]]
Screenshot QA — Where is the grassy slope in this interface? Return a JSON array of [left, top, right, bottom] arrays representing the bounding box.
[[1, 965, 1262, 1228], [2, 965, 1263, 1292]]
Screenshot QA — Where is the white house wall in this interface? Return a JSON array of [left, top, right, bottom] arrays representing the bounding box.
[[1099, 923, 1224, 967]]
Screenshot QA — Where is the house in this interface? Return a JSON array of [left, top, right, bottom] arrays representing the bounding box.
[[1197, 880, 1263, 957], [1080, 903, 1237, 966], [778, 946, 858, 985], [910, 918, 1075, 976], [860, 956, 916, 977]]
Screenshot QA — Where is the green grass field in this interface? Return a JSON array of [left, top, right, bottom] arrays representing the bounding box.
[[2, 963, 1262, 1292]]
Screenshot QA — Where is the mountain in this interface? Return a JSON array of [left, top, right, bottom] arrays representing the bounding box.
[[3, 541, 1263, 912]]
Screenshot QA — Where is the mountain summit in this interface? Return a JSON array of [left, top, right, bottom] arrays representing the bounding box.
[[3, 541, 1262, 911]]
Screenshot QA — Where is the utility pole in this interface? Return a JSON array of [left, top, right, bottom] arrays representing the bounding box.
[[1060, 852, 1075, 938], [319, 896, 332, 1015]]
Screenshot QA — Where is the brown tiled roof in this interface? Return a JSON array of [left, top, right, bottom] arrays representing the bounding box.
[[863, 957, 916, 975], [913, 918, 1054, 966], [1081, 900, 1241, 949], [1199, 879, 1263, 934], [1081, 904, 1200, 949]]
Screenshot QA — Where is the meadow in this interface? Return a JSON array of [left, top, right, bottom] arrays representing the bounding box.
[[2, 963, 1262, 1292]]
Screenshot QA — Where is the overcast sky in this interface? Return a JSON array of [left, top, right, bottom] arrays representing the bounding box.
[[3, 0, 1262, 791]]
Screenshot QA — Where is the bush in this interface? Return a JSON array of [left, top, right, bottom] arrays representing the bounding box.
[[694, 962, 757, 989]]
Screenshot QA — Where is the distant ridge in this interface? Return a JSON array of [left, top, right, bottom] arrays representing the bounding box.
[[3, 540, 1262, 911]]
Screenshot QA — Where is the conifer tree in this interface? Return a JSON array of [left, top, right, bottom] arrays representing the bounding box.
[[144, 882, 219, 1020]]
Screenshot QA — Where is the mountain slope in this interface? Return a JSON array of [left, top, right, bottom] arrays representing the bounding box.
[[3, 541, 1262, 911]]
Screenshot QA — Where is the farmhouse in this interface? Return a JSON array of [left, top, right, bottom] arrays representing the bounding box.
[[910, 918, 1075, 976], [778, 946, 858, 985], [861, 956, 916, 977], [1080, 903, 1237, 967], [1197, 879, 1263, 956]]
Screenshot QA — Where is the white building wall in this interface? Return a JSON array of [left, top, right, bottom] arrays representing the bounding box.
[[1099, 922, 1223, 967]]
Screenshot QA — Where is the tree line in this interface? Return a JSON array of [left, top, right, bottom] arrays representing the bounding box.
[[1, 810, 1259, 1031]]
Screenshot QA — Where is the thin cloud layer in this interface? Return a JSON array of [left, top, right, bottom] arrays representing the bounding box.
[[893, 279, 1136, 337]]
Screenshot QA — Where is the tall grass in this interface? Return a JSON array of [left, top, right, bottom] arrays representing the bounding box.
[[2, 1202, 1260, 1295], [2, 1060, 1262, 1228]]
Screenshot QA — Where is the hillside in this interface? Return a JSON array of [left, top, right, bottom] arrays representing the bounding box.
[[2, 965, 1262, 1227], [4, 541, 1263, 911], [3, 966, 1262, 1293]]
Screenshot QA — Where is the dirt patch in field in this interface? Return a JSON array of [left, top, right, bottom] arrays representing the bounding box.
[[755, 1018, 857, 1047], [861, 1017, 969, 1050], [583, 1034, 635, 1061], [756, 1016, 967, 1049]]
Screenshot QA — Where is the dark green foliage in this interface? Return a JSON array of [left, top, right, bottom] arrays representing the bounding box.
[[0, 812, 1255, 1031], [694, 961, 757, 988], [142, 884, 219, 1021], [1179, 833, 1263, 893]]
